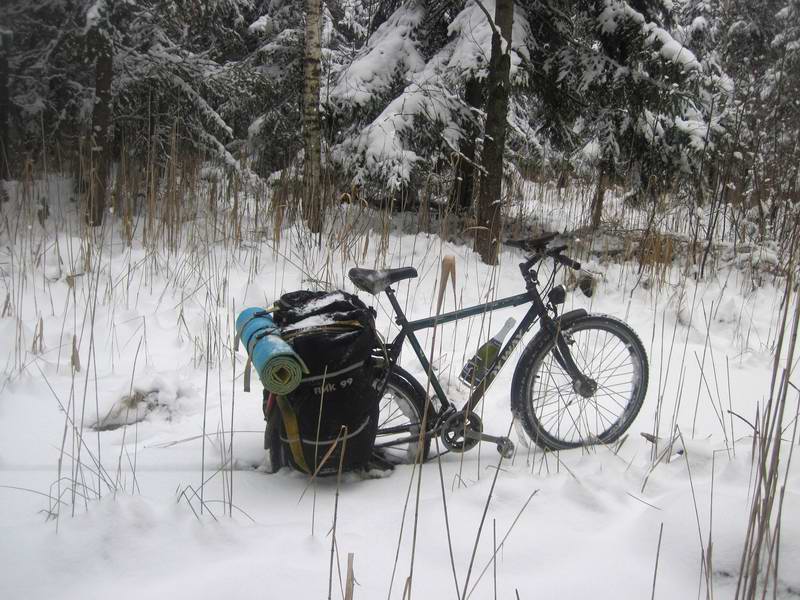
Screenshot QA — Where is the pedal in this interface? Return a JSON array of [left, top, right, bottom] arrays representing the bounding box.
[[496, 437, 515, 458]]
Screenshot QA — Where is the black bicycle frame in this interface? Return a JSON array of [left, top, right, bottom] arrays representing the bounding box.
[[382, 272, 570, 421]]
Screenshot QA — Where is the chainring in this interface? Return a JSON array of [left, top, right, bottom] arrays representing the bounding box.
[[441, 411, 483, 453]]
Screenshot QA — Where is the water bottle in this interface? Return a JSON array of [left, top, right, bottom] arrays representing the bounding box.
[[459, 317, 516, 385]]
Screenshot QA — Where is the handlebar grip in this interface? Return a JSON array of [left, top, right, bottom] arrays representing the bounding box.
[[557, 255, 581, 271]]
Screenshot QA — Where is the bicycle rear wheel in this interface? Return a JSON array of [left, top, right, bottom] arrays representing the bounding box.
[[511, 314, 648, 450], [373, 367, 432, 464]]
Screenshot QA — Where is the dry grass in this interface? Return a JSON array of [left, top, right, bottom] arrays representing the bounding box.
[[1, 142, 799, 598]]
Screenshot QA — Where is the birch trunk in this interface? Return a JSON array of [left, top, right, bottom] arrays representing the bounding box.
[[474, 0, 513, 265], [302, 0, 323, 233]]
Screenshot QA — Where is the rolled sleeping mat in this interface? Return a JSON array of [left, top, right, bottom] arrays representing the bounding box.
[[250, 334, 307, 394], [237, 307, 279, 347], [236, 307, 307, 395]]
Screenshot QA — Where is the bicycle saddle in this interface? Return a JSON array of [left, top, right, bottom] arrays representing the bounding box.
[[348, 267, 418, 295]]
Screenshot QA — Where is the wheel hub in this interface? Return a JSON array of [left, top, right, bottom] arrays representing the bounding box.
[[573, 377, 598, 398]]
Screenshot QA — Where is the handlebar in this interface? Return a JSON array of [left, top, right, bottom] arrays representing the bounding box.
[[553, 253, 582, 271], [518, 245, 581, 278]]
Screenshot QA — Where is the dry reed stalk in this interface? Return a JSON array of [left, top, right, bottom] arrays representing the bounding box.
[[345, 553, 355, 600], [328, 426, 348, 600], [492, 519, 497, 600], [735, 270, 800, 599], [651, 522, 664, 600], [200, 320, 211, 515], [386, 457, 420, 600], [402, 254, 455, 599], [460, 419, 515, 600], [432, 437, 460, 597]]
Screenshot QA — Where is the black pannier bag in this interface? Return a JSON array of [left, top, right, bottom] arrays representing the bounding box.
[[267, 290, 383, 475]]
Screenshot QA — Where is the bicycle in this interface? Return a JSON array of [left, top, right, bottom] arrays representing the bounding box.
[[350, 232, 650, 464]]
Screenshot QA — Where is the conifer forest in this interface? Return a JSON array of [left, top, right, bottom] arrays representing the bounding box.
[[1, 2, 799, 599]]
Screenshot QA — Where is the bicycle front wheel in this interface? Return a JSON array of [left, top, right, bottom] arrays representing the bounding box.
[[511, 315, 649, 450]]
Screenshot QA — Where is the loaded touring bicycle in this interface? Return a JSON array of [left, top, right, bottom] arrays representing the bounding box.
[[240, 233, 649, 474]]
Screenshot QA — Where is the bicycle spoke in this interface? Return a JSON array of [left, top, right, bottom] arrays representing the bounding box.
[[524, 319, 647, 447]]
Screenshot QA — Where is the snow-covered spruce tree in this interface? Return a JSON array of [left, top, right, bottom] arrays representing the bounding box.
[[158, 0, 258, 62], [148, 0, 270, 158], [110, 0, 254, 169], [1, 0, 92, 160], [326, 0, 711, 227], [245, 0, 306, 176], [445, 0, 535, 215], [669, 0, 740, 274], [560, 0, 712, 229], [326, 0, 522, 208], [2, 0, 267, 179], [721, 0, 800, 242], [328, 1, 450, 203]]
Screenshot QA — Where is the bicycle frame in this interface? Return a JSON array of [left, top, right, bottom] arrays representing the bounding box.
[[381, 261, 585, 425]]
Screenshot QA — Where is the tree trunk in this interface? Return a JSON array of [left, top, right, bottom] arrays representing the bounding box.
[[0, 31, 11, 181], [302, 0, 323, 233], [474, 0, 513, 265], [88, 25, 113, 227], [451, 77, 482, 214], [590, 166, 608, 231]]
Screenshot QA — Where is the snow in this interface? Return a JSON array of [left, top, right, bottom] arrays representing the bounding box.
[[597, 0, 700, 71], [329, 0, 535, 187], [333, 49, 468, 188], [446, 0, 531, 81], [84, 0, 105, 32], [580, 138, 602, 163], [337, 0, 369, 39], [247, 15, 271, 35], [674, 114, 710, 151], [331, 2, 427, 107], [646, 25, 701, 70], [296, 292, 348, 314], [691, 16, 708, 32], [1, 178, 799, 598], [281, 313, 341, 332]]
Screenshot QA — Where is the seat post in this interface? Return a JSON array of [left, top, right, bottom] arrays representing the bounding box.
[[384, 288, 408, 327]]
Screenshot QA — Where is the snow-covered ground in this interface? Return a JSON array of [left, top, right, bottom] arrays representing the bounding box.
[[1, 178, 798, 599]]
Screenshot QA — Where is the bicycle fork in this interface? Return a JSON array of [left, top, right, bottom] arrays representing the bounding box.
[[550, 328, 598, 398]]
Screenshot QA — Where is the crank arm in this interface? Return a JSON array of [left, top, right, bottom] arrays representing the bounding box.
[[463, 429, 515, 458]]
